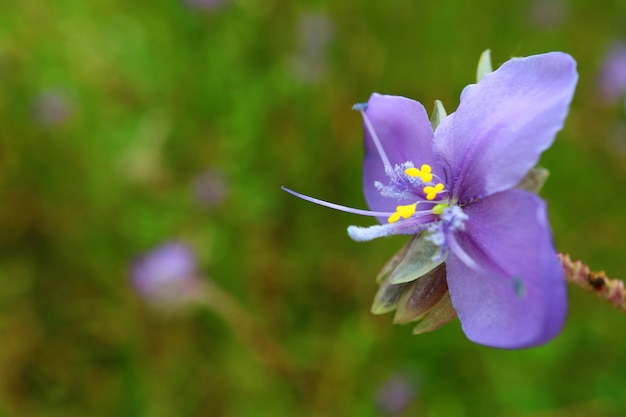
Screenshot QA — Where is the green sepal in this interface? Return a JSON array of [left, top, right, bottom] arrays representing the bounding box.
[[372, 233, 444, 314], [412, 291, 457, 335], [476, 49, 493, 83], [370, 278, 413, 315], [516, 166, 550, 193], [393, 263, 448, 324], [386, 233, 443, 284], [430, 100, 447, 130]]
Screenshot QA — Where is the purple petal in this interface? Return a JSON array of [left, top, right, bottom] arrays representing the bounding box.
[[597, 41, 626, 104], [434, 52, 577, 202], [131, 242, 198, 299], [361, 93, 439, 218], [445, 189, 567, 348]]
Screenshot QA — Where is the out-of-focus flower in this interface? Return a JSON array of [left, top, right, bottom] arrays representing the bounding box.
[[182, 0, 228, 11], [284, 52, 578, 348], [31, 89, 73, 127], [528, 0, 568, 29], [597, 41, 626, 105], [130, 242, 206, 308], [375, 373, 418, 416], [289, 11, 335, 84], [192, 170, 229, 208]]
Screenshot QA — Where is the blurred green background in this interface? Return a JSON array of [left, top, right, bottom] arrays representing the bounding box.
[[1, 0, 626, 416]]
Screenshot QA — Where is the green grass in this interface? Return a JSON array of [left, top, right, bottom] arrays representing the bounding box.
[[1, 0, 626, 416]]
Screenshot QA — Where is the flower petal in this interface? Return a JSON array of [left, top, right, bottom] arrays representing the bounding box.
[[445, 189, 567, 348], [360, 93, 439, 218], [434, 52, 577, 201]]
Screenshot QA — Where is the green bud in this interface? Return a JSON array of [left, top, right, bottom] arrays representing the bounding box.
[[476, 49, 493, 83]]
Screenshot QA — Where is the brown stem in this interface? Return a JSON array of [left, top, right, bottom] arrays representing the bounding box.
[[559, 253, 626, 312], [198, 280, 298, 380]]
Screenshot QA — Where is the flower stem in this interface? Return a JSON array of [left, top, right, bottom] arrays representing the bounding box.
[[559, 253, 626, 312], [198, 280, 298, 379]]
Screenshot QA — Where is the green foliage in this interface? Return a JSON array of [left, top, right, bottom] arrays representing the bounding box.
[[1, 0, 626, 416]]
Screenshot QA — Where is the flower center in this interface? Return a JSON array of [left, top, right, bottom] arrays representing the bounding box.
[[385, 163, 448, 224], [426, 205, 470, 262]]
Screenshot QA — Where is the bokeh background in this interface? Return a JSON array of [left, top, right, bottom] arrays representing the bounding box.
[[1, 0, 626, 416]]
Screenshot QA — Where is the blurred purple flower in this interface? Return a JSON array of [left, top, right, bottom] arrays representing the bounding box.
[[192, 170, 229, 208], [528, 0, 568, 29], [375, 373, 417, 416], [284, 52, 578, 348], [131, 242, 206, 307], [597, 42, 626, 105], [183, 0, 228, 11], [289, 12, 335, 83], [31, 90, 72, 127]]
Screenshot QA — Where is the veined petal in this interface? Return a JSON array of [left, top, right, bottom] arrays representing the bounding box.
[[434, 52, 577, 201], [360, 93, 440, 219], [445, 189, 567, 348]]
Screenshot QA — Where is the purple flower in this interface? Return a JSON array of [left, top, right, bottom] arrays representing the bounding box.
[[31, 89, 72, 127], [130, 242, 206, 307], [284, 52, 578, 348], [527, 0, 568, 30], [375, 373, 417, 416], [182, 0, 228, 11], [289, 12, 335, 84], [597, 42, 626, 105], [192, 169, 229, 208]]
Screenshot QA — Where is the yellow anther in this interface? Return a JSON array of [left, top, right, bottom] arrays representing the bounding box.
[[404, 164, 433, 183], [423, 183, 444, 201], [387, 203, 417, 224]]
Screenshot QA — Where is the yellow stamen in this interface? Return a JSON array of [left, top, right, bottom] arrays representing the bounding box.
[[404, 164, 433, 183], [423, 183, 444, 201], [387, 203, 417, 224]]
